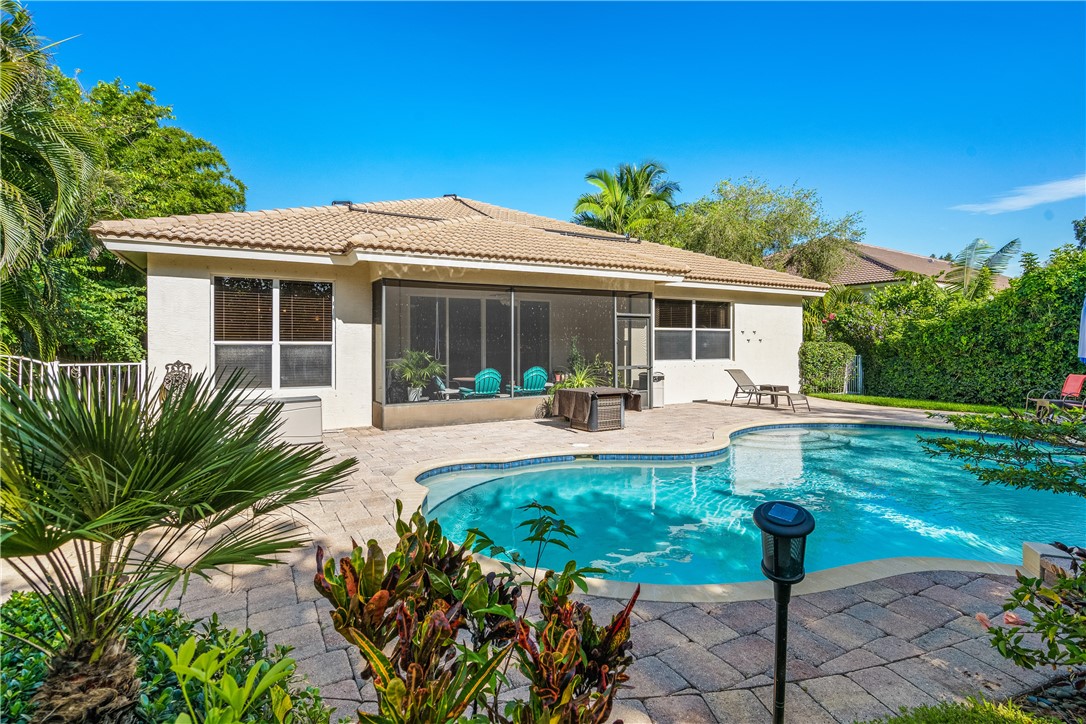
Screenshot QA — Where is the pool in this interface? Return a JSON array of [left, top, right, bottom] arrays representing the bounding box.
[[423, 425, 1086, 586]]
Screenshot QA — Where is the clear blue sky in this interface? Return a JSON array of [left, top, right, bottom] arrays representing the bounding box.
[[32, 1, 1086, 266]]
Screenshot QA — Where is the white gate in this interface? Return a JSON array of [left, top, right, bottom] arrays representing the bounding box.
[[1, 355, 147, 408], [843, 355, 864, 395]]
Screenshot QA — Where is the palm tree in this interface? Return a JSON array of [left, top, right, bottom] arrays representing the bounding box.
[[1, 371, 357, 721], [573, 160, 679, 236], [943, 238, 1021, 300], [802, 284, 862, 340], [1, 0, 100, 276]]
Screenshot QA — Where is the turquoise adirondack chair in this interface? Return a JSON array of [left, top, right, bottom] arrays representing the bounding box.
[[459, 368, 501, 399], [512, 366, 548, 396]]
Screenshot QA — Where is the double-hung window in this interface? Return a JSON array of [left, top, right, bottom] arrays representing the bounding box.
[[654, 299, 731, 361], [213, 277, 333, 388]]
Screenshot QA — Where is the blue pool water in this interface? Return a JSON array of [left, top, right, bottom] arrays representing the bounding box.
[[424, 425, 1086, 585]]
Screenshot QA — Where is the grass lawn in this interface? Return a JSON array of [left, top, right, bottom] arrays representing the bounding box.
[[810, 393, 1019, 414]]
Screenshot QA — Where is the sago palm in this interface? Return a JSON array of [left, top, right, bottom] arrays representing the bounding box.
[[1, 370, 357, 721], [573, 160, 679, 236], [1, 0, 101, 276]]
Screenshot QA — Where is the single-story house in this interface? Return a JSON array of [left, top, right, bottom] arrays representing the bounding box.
[[91, 196, 827, 430], [827, 243, 1011, 291]]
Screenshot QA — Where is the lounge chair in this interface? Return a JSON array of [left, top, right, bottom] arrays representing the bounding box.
[[726, 369, 775, 406], [433, 376, 459, 400], [764, 390, 812, 413], [510, 366, 548, 396], [459, 368, 501, 399], [1027, 374, 1086, 411], [726, 369, 810, 412]]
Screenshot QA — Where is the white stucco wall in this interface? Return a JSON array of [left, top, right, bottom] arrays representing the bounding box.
[[651, 288, 805, 405], [145, 254, 810, 429], [145, 254, 373, 429]]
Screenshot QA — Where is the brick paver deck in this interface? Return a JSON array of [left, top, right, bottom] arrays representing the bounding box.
[[1, 398, 1052, 722]]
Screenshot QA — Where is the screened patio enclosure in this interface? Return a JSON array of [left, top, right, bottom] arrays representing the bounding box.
[[374, 280, 653, 408]]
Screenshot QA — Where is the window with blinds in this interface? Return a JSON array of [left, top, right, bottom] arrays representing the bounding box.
[[280, 282, 333, 342], [214, 277, 272, 341], [213, 277, 333, 389], [655, 300, 692, 329], [654, 299, 731, 361]]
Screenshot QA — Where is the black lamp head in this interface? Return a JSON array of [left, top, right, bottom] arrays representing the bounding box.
[[752, 501, 816, 584]]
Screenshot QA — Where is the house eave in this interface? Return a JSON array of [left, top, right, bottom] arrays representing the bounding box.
[[662, 280, 826, 298], [349, 249, 684, 282]]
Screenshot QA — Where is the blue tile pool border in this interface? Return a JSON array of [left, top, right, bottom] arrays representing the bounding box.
[[414, 421, 999, 483]]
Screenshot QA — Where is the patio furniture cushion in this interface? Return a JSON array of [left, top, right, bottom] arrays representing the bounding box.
[[553, 387, 642, 425]]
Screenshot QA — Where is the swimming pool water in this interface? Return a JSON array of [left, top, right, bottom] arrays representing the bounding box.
[[424, 426, 1086, 585]]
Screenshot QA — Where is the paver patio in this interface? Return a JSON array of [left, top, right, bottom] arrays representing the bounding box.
[[0, 398, 1053, 722]]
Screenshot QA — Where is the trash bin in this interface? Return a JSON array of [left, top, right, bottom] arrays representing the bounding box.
[[652, 371, 665, 408]]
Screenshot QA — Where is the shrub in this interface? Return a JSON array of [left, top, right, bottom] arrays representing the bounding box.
[[865, 698, 1061, 723], [799, 340, 856, 393], [0, 370, 356, 721], [0, 592, 335, 723], [831, 247, 1086, 406], [926, 408, 1085, 688], [313, 501, 638, 722]]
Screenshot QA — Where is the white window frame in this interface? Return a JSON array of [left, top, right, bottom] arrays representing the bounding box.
[[654, 299, 732, 361], [212, 276, 336, 390]]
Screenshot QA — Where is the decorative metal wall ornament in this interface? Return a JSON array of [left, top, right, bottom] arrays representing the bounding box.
[[161, 360, 192, 397]]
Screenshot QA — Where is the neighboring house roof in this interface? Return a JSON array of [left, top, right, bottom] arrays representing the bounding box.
[[830, 243, 1011, 289], [91, 196, 828, 293]]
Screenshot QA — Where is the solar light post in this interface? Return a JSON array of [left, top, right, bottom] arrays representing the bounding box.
[[753, 501, 816, 724]]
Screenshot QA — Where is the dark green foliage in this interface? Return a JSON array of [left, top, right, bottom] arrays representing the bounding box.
[[926, 408, 1085, 684], [1, 3, 246, 361], [799, 341, 855, 393], [0, 592, 334, 723], [924, 408, 1086, 497], [865, 698, 1060, 723], [831, 246, 1086, 406], [314, 501, 638, 723], [51, 73, 245, 221]]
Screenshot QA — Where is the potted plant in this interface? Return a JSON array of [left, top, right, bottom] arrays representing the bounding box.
[[390, 350, 446, 402]]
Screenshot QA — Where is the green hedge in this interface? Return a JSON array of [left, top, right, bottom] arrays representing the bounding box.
[[832, 246, 1086, 407], [799, 341, 856, 393]]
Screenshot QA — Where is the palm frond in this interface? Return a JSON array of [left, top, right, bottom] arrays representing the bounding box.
[[1, 369, 357, 658]]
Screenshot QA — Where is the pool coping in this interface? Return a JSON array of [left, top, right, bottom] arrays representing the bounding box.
[[394, 416, 1024, 602]]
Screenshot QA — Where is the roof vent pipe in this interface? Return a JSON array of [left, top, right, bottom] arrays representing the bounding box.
[[332, 200, 353, 208], [443, 193, 458, 199]]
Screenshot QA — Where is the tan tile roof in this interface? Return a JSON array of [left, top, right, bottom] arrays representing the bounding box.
[[90, 197, 828, 292], [831, 243, 1011, 289]]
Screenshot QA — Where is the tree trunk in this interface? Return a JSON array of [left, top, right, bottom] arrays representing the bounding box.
[[30, 638, 140, 723]]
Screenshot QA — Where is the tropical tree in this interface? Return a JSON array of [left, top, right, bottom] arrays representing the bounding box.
[[0, 0, 99, 275], [802, 284, 862, 340], [651, 177, 864, 282], [943, 237, 1021, 300], [573, 160, 679, 236], [51, 73, 246, 221], [0, 371, 357, 721]]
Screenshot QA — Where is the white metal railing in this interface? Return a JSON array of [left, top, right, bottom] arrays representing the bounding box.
[[1, 355, 147, 408], [843, 355, 864, 395]]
